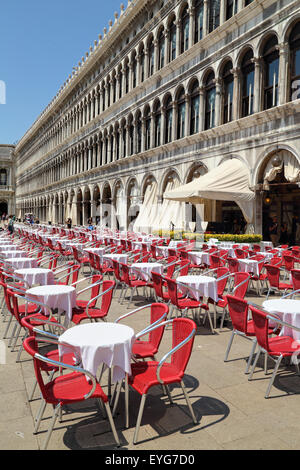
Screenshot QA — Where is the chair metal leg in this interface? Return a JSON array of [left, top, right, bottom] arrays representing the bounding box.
[[125, 373, 129, 429], [3, 316, 14, 340], [248, 348, 262, 381], [42, 404, 60, 450], [34, 399, 47, 433], [265, 355, 283, 398], [104, 402, 120, 447], [245, 339, 257, 374], [133, 394, 147, 445], [224, 330, 235, 362], [180, 381, 197, 424]]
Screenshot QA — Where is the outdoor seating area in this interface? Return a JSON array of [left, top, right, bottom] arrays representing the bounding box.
[[1, 222, 300, 450]]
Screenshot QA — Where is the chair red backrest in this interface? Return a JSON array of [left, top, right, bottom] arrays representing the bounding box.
[[283, 254, 296, 271], [151, 272, 167, 300], [147, 303, 169, 351], [166, 277, 180, 308], [232, 272, 250, 299], [227, 257, 239, 274], [99, 280, 115, 316], [87, 275, 103, 308], [269, 256, 282, 267], [210, 255, 222, 269], [249, 305, 270, 351], [216, 267, 229, 296], [171, 318, 196, 375], [227, 295, 249, 334], [264, 264, 280, 288], [235, 249, 247, 259], [291, 269, 300, 291], [176, 259, 190, 276], [119, 263, 132, 287], [253, 244, 261, 252], [166, 256, 177, 278], [179, 250, 189, 261], [168, 248, 177, 258]]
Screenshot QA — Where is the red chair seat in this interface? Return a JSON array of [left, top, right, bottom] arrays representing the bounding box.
[[278, 282, 293, 290], [44, 371, 108, 405], [129, 361, 183, 395], [71, 307, 107, 324], [18, 303, 39, 315], [267, 335, 300, 357], [176, 298, 200, 309], [132, 341, 158, 359]]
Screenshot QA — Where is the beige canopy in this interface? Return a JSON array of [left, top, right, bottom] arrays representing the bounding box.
[[164, 159, 255, 223]]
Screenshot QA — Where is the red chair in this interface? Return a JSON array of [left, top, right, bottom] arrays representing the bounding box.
[[248, 304, 300, 398], [71, 279, 115, 324], [119, 263, 150, 306], [72, 246, 90, 273], [220, 272, 250, 329], [173, 259, 190, 277], [115, 303, 168, 360], [204, 267, 230, 330], [235, 248, 247, 259], [291, 269, 300, 292], [282, 254, 297, 279], [127, 317, 197, 444], [264, 264, 293, 299], [224, 296, 276, 374], [93, 254, 115, 277], [249, 255, 268, 295], [23, 336, 120, 450], [253, 244, 261, 252], [165, 277, 201, 318], [55, 263, 80, 286], [72, 274, 103, 312], [227, 257, 239, 275]]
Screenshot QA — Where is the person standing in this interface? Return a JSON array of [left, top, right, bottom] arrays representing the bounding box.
[[7, 215, 14, 235], [268, 216, 278, 246]]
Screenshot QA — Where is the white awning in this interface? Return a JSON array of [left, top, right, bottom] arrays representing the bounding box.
[[164, 159, 255, 223]]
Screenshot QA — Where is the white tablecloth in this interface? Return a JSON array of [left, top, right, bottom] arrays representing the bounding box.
[[58, 322, 135, 383], [263, 299, 300, 341], [84, 247, 107, 257], [103, 254, 128, 268], [238, 259, 259, 276], [0, 245, 19, 252], [16, 268, 55, 288], [188, 251, 210, 266], [2, 250, 25, 258], [177, 275, 218, 302], [26, 284, 76, 321], [261, 241, 273, 251], [6, 257, 38, 270], [131, 262, 164, 281]]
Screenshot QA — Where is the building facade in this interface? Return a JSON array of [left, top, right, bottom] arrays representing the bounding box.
[[0, 145, 15, 218], [14, 0, 300, 239]]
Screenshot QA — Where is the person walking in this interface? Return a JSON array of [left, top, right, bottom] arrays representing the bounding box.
[[268, 216, 278, 246], [7, 215, 14, 235]]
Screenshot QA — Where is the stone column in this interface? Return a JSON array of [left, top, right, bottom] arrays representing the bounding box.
[[253, 57, 262, 114], [154, 39, 159, 74], [232, 67, 241, 120], [185, 94, 191, 137], [203, 0, 209, 37], [175, 19, 181, 57], [161, 106, 166, 145], [188, 7, 195, 49], [278, 42, 289, 105], [214, 79, 222, 127], [199, 87, 205, 131], [150, 112, 156, 149], [172, 101, 177, 141], [164, 29, 169, 65], [220, 0, 226, 25]]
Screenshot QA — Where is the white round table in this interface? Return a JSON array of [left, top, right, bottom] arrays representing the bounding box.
[[6, 257, 38, 270], [58, 322, 135, 383], [131, 262, 164, 281], [263, 299, 300, 341], [2, 250, 25, 258], [26, 284, 76, 322], [15, 268, 55, 288], [103, 254, 128, 268], [238, 259, 259, 277], [0, 245, 19, 251], [176, 275, 218, 302], [188, 251, 210, 266]]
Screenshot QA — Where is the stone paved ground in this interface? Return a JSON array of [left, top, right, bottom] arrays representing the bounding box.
[[1, 267, 300, 451]]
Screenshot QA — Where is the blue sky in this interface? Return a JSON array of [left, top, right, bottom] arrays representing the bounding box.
[[0, 0, 123, 144]]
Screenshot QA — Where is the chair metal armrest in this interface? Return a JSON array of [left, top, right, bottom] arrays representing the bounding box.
[[156, 323, 196, 384], [77, 279, 103, 296], [281, 288, 300, 299], [14, 293, 53, 317], [232, 275, 250, 294], [115, 304, 153, 324], [71, 275, 99, 287], [84, 283, 115, 317], [34, 352, 97, 399]]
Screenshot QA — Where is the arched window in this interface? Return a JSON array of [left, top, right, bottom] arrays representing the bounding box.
[[154, 101, 161, 147], [190, 80, 200, 135], [289, 22, 300, 101], [209, 0, 220, 33], [136, 113, 142, 153], [245, 0, 253, 5], [194, 0, 204, 43], [158, 29, 165, 70], [145, 107, 151, 151], [148, 36, 155, 77], [226, 0, 237, 21], [222, 61, 234, 123], [262, 36, 279, 110], [0, 169, 7, 186], [165, 95, 173, 143], [132, 53, 137, 89], [204, 72, 216, 129], [129, 119, 134, 156], [177, 88, 186, 139], [125, 61, 130, 94], [140, 45, 145, 83], [241, 49, 254, 117], [181, 6, 190, 54], [169, 17, 177, 62]]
